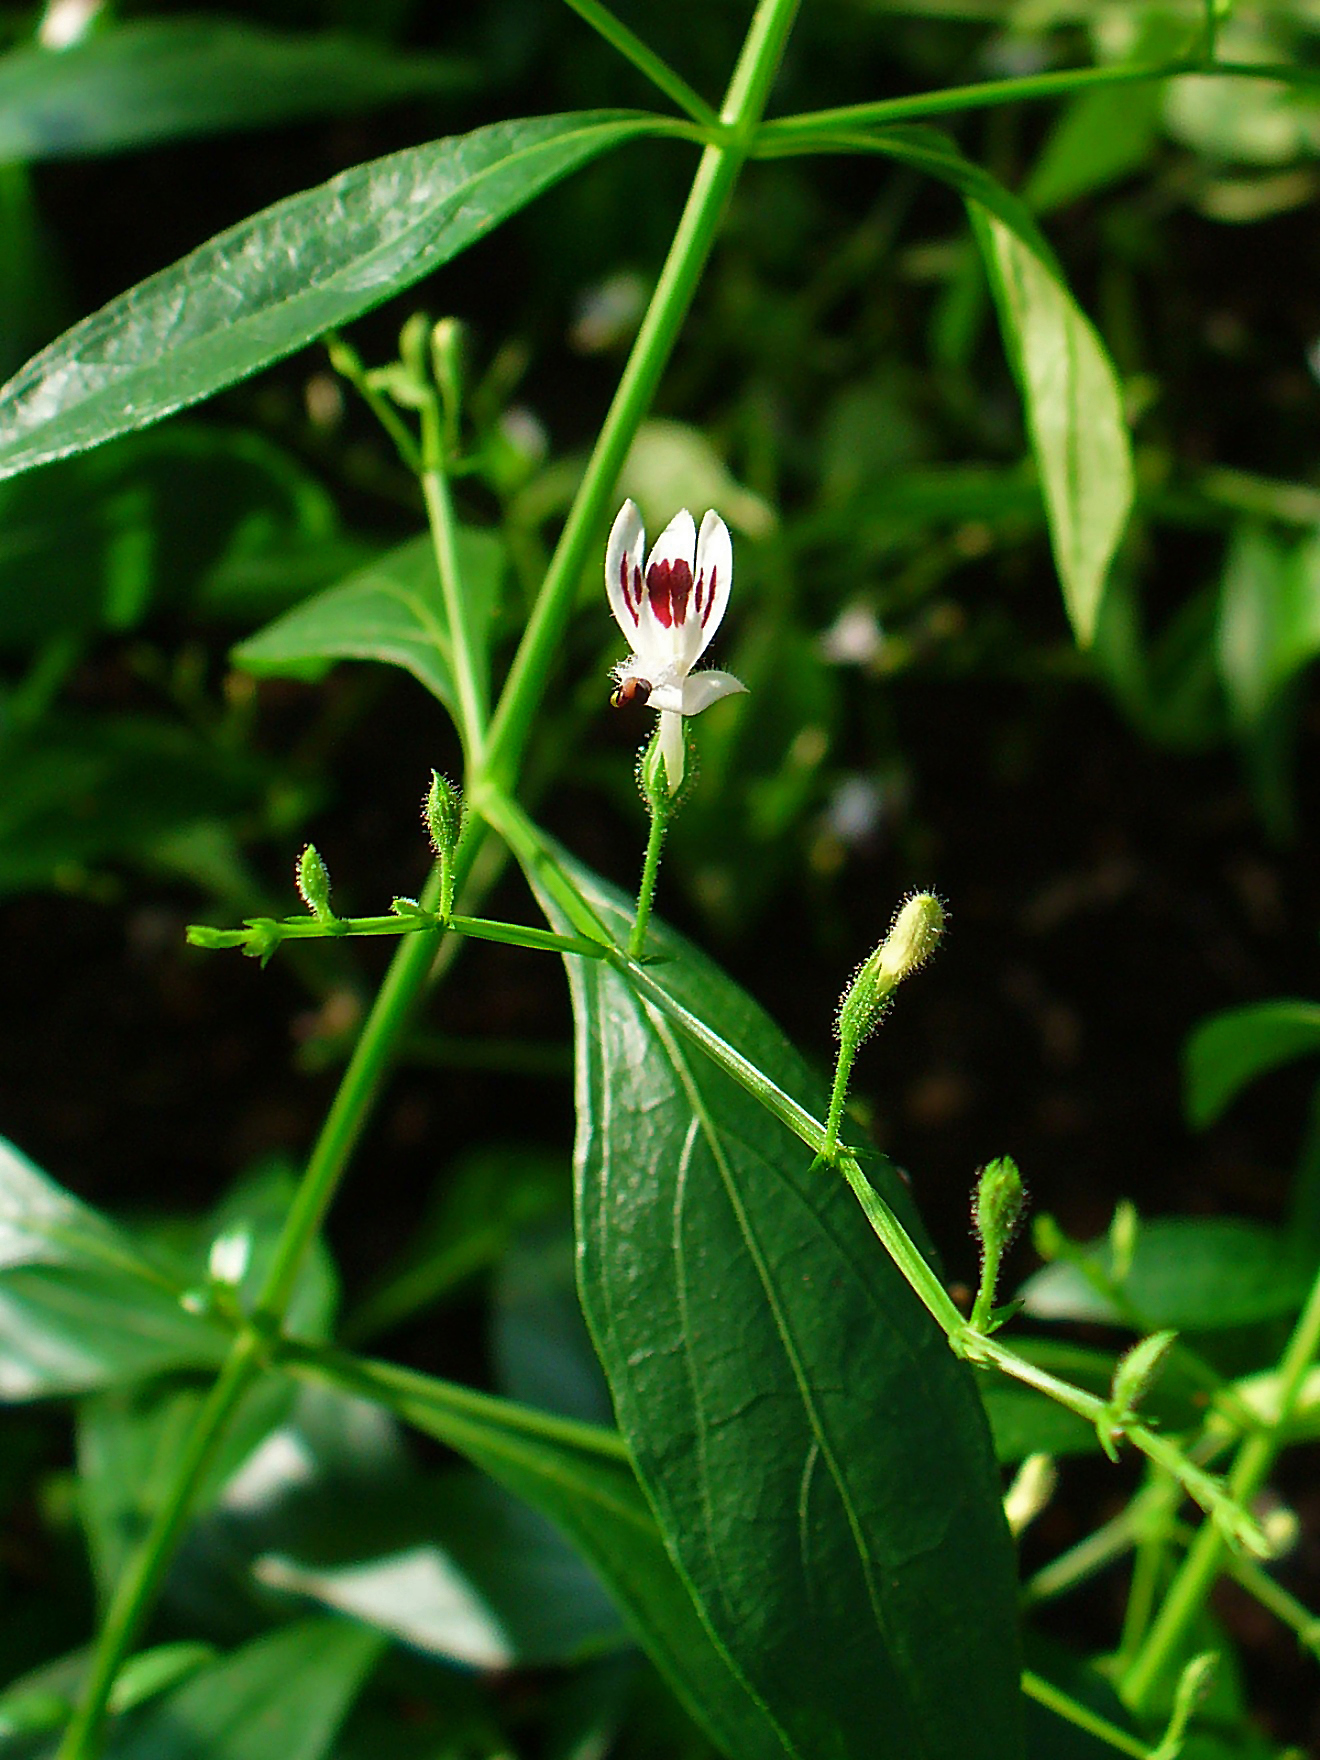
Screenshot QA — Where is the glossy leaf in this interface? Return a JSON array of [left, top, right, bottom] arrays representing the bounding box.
[[531, 848, 1024, 1760], [301, 1346, 791, 1760], [974, 205, 1134, 644], [0, 21, 471, 161], [108, 1617, 382, 1760], [1185, 999, 1320, 1127], [0, 112, 667, 481], [1216, 524, 1320, 728], [233, 529, 502, 721], [1020, 1218, 1314, 1331]]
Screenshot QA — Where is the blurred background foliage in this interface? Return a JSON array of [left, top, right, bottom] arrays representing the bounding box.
[[7, 0, 1320, 1752]]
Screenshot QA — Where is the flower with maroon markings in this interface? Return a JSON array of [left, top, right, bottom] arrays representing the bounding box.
[[605, 499, 747, 791]]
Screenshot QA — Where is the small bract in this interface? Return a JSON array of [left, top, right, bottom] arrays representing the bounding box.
[[605, 499, 747, 790]]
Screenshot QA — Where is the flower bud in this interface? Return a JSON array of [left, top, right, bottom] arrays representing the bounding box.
[[974, 1156, 1026, 1262], [837, 892, 945, 1048], [424, 771, 463, 916], [1110, 1329, 1177, 1418], [296, 843, 334, 925], [207, 1226, 252, 1290], [431, 317, 465, 432]]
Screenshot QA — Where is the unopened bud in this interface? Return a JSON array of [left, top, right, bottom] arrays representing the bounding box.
[[838, 892, 945, 1048], [974, 1157, 1026, 1261], [207, 1227, 252, 1289], [424, 772, 463, 916], [1109, 1199, 1139, 1283], [296, 843, 334, 925], [431, 318, 465, 433], [1003, 1452, 1057, 1537], [399, 310, 431, 387], [1111, 1329, 1177, 1417]]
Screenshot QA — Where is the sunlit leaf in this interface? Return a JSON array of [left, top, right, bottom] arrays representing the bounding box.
[[0, 112, 669, 481], [1186, 998, 1320, 1127]]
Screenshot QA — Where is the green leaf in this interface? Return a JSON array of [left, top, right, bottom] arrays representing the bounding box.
[[1025, 83, 1163, 213], [298, 1345, 792, 1760], [1216, 523, 1320, 728], [233, 529, 502, 721], [973, 204, 1134, 644], [0, 714, 272, 900], [0, 20, 472, 161], [0, 425, 356, 648], [0, 1134, 228, 1400], [1185, 999, 1320, 1127], [530, 849, 1024, 1760], [1020, 1217, 1315, 1331], [107, 1618, 382, 1760], [0, 112, 669, 482]]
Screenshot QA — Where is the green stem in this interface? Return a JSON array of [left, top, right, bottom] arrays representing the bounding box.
[[422, 463, 489, 762], [190, 910, 607, 960], [52, 1337, 264, 1760], [560, 0, 719, 127], [822, 1039, 856, 1163], [629, 791, 669, 959], [482, 0, 802, 795], [1022, 1672, 1152, 1760], [1121, 1262, 1320, 1714], [758, 57, 1320, 144], [56, 8, 803, 1749]]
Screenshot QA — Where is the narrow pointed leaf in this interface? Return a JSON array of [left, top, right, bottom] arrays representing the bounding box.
[[527, 846, 1023, 1760], [0, 20, 473, 161], [1185, 998, 1320, 1127], [0, 112, 668, 482], [973, 204, 1133, 644]]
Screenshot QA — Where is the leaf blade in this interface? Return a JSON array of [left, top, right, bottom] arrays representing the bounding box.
[[0, 112, 669, 481]]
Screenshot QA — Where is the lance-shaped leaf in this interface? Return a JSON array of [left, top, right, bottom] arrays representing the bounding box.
[[0, 20, 473, 161], [0, 111, 669, 482], [777, 125, 1131, 647], [527, 847, 1023, 1760], [973, 204, 1133, 645]]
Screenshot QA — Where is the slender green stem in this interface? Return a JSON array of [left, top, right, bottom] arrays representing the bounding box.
[[822, 1039, 855, 1163], [629, 795, 669, 958], [52, 1337, 263, 1760], [1022, 1672, 1152, 1760], [1121, 1262, 1320, 1713], [758, 58, 1320, 144], [325, 332, 422, 474], [482, 0, 802, 794], [423, 464, 489, 762], [560, 0, 719, 128], [189, 910, 608, 959], [57, 9, 803, 1749]]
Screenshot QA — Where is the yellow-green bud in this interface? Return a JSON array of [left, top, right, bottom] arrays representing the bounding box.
[[296, 843, 334, 924], [837, 892, 945, 1048], [399, 310, 431, 385], [431, 317, 465, 429], [1110, 1328, 1177, 1418]]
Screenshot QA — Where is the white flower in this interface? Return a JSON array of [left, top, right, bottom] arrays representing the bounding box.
[[606, 499, 747, 790]]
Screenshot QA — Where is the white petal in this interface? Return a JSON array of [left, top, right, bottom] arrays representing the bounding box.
[[678, 670, 747, 716], [645, 508, 697, 578], [604, 500, 646, 642], [692, 510, 733, 663], [658, 708, 685, 791], [645, 681, 686, 713]]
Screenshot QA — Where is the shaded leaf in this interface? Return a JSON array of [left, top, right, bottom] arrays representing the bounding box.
[[1020, 1217, 1314, 1331], [531, 846, 1024, 1760], [1185, 998, 1320, 1127], [1216, 523, 1320, 728], [0, 20, 472, 161], [298, 1346, 791, 1760], [233, 529, 502, 721], [107, 1618, 382, 1760]]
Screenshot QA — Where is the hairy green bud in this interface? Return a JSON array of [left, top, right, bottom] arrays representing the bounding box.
[[837, 892, 945, 1049], [1110, 1328, 1178, 1418], [296, 843, 335, 925], [974, 1156, 1026, 1260], [424, 771, 463, 917]]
